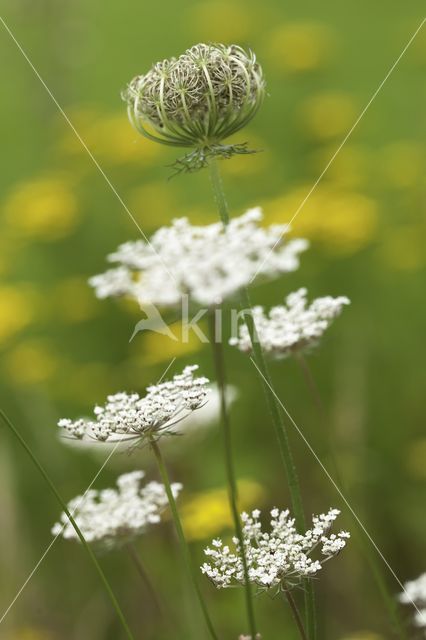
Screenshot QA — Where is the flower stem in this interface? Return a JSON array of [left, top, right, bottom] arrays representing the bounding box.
[[294, 353, 326, 421], [208, 157, 316, 640], [0, 408, 135, 640], [284, 590, 309, 640], [126, 542, 163, 616], [208, 312, 258, 639], [149, 436, 219, 640], [209, 156, 229, 224], [240, 290, 317, 640]]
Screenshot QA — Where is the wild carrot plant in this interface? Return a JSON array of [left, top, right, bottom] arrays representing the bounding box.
[[75, 42, 355, 639]]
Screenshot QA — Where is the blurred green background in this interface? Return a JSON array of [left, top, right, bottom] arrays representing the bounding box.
[[0, 1, 425, 639]]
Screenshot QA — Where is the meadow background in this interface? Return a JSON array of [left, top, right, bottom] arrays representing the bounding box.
[[0, 1, 425, 639]]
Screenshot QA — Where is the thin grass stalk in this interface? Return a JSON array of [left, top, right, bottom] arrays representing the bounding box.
[[149, 436, 219, 640], [0, 408, 135, 640], [294, 353, 326, 420], [208, 312, 258, 639], [295, 356, 408, 640], [126, 542, 163, 616], [208, 156, 316, 640]]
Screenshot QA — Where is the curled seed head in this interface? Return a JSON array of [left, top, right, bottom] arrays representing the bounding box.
[[122, 43, 265, 150]]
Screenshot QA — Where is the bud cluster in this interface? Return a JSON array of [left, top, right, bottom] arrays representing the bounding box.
[[123, 43, 265, 171]]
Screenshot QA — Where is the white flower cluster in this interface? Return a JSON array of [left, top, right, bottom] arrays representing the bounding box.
[[230, 288, 350, 357], [58, 365, 209, 444], [202, 507, 350, 590], [173, 384, 237, 436], [89, 209, 308, 308], [52, 470, 182, 551], [399, 573, 426, 632]]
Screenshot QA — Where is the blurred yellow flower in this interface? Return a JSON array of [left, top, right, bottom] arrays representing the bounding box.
[[379, 141, 424, 189], [264, 184, 378, 255], [406, 438, 426, 479], [52, 277, 98, 323], [3, 175, 78, 241], [378, 225, 425, 271], [181, 480, 265, 541], [187, 2, 254, 42], [6, 629, 55, 640], [59, 108, 162, 165], [300, 92, 357, 141], [265, 22, 335, 73], [5, 340, 59, 385], [0, 286, 35, 345]]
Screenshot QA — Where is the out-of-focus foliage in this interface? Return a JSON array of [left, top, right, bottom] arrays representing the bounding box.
[[0, 0, 425, 638]]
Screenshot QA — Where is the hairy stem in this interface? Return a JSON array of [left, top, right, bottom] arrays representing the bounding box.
[[0, 408, 135, 640], [149, 437, 218, 640], [208, 157, 316, 640], [284, 590, 309, 640], [208, 312, 258, 639]]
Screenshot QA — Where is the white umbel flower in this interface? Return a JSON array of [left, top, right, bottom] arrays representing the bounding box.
[[58, 365, 209, 445], [201, 507, 350, 590], [230, 288, 350, 357], [399, 573, 426, 632], [89, 209, 308, 308], [52, 471, 181, 551]]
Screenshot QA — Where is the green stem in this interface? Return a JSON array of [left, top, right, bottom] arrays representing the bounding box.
[[126, 543, 163, 617], [295, 353, 326, 421], [240, 290, 316, 640], [284, 590, 309, 640], [208, 158, 316, 640], [363, 542, 409, 640], [149, 437, 219, 640], [209, 156, 230, 224], [296, 355, 408, 640], [208, 313, 258, 639], [0, 408, 135, 640]]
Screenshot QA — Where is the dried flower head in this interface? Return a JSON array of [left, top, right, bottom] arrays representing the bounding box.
[[399, 573, 426, 632], [52, 470, 181, 551], [122, 43, 265, 171], [89, 209, 308, 308], [201, 507, 349, 591], [230, 288, 350, 357], [58, 365, 209, 445]]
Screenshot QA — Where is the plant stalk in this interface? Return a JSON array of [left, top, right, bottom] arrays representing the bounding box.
[[0, 408, 135, 640], [208, 156, 316, 640], [149, 436, 218, 640], [284, 590, 309, 640], [126, 542, 163, 616], [294, 353, 326, 421], [209, 156, 230, 224], [208, 312, 258, 639]]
